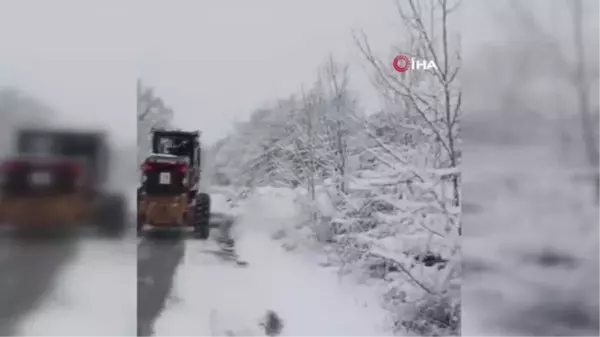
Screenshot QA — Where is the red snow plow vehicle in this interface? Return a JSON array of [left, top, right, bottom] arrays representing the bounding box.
[[137, 129, 211, 239], [0, 156, 85, 228], [0, 128, 127, 237]]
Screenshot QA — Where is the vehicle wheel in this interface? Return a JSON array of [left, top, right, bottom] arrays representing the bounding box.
[[137, 213, 144, 236], [194, 192, 211, 240], [96, 193, 127, 239], [136, 187, 147, 236]]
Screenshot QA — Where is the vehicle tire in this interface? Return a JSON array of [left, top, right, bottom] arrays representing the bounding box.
[[136, 187, 144, 236], [137, 214, 144, 236], [194, 192, 211, 240], [96, 193, 127, 239]]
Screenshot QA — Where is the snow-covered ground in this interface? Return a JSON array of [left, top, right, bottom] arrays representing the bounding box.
[[12, 182, 138, 336], [16, 239, 137, 336], [462, 144, 599, 336], [153, 188, 392, 336]]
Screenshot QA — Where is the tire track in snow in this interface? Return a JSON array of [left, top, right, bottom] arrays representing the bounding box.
[[137, 233, 185, 336], [136, 192, 239, 336]]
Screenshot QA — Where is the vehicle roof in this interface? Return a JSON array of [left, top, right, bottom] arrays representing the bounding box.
[[3, 154, 82, 163], [18, 128, 107, 143], [153, 129, 200, 137], [18, 127, 105, 137]]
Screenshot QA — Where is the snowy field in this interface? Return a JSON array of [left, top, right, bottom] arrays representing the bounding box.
[[461, 144, 599, 336], [151, 190, 392, 336]]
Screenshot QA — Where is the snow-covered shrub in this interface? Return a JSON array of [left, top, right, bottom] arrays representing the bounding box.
[[318, 149, 460, 335], [349, 0, 462, 332], [400, 292, 460, 336], [209, 51, 461, 335], [137, 79, 174, 167]]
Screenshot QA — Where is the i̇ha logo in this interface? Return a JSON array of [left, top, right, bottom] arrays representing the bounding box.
[[393, 55, 438, 73]]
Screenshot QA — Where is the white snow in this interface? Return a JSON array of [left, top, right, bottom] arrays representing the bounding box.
[[154, 188, 391, 336], [16, 239, 137, 336], [461, 144, 599, 336]]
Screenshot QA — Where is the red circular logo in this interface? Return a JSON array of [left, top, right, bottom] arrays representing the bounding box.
[[393, 55, 410, 72]]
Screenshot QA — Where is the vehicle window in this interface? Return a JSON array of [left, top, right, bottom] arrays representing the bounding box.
[[156, 136, 193, 164], [19, 134, 57, 156], [157, 137, 174, 154]]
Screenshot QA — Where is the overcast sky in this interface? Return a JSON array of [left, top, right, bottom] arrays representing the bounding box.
[[0, 0, 596, 145], [137, 0, 405, 144], [0, 0, 138, 145], [0, 0, 397, 145], [0, 0, 505, 145]]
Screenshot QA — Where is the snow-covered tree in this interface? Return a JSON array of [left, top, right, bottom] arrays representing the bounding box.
[[212, 56, 460, 336], [355, 0, 462, 208], [501, 0, 599, 201], [0, 87, 56, 156], [347, 0, 462, 334], [137, 79, 174, 166]]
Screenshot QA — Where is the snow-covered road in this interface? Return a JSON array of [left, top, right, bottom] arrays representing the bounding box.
[[3, 188, 391, 336], [16, 239, 137, 336], [151, 190, 391, 336], [1, 182, 138, 336], [153, 231, 388, 336]]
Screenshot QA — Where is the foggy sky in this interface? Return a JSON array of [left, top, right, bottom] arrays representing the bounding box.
[[0, 0, 139, 144], [137, 0, 402, 144], [1, 0, 597, 145], [0, 0, 509, 145]]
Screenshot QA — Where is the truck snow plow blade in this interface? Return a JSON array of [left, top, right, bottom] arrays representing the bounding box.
[[0, 194, 86, 227], [139, 196, 187, 227]]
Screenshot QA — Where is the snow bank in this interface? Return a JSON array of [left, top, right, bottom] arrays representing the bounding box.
[[233, 186, 301, 235], [236, 174, 460, 336], [153, 194, 391, 336]]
